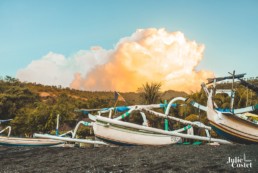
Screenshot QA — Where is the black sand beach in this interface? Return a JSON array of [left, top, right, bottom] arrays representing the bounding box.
[[0, 144, 257, 173]]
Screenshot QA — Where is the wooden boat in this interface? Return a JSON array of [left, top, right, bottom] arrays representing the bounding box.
[[93, 114, 231, 145], [93, 116, 181, 146], [0, 121, 64, 147], [35, 104, 182, 146], [88, 99, 230, 145], [0, 136, 64, 147], [207, 91, 258, 144], [203, 73, 258, 144], [34, 97, 232, 146]]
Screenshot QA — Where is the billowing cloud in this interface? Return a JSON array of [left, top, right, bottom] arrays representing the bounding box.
[[17, 47, 112, 87], [71, 28, 213, 93], [17, 28, 213, 93]]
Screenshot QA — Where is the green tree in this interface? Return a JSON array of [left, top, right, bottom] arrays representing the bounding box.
[[139, 82, 162, 104], [4, 76, 20, 84]]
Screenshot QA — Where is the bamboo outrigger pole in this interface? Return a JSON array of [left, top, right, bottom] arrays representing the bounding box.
[[34, 133, 108, 145]]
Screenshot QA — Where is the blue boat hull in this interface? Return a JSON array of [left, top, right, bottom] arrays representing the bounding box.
[[210, 123, 258, 144]]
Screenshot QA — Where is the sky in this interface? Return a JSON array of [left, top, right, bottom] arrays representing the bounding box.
[[0, 0, 257, 92]]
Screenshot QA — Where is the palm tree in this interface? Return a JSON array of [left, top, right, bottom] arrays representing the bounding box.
[[139, 82, 162, 104]]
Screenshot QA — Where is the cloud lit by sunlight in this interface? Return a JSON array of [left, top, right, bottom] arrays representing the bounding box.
[[17, 28, 213, 93]]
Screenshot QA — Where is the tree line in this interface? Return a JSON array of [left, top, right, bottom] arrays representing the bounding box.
[[0, 76, 257, 137]]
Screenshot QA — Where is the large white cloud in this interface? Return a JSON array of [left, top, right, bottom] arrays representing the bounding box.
[[17, 28, 213, 93]]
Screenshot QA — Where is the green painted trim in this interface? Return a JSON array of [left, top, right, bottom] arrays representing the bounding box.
[[183, 125, 192, 130], [255, 104, 258, 110], [121, 112, 130, 119], [82, 122, 90, 126], [125, 112, 130, 117], [164, 119, 168, 131], [192, 141, 202, 145], [183, 142, 191, 145], [163, 100, 167, 113]]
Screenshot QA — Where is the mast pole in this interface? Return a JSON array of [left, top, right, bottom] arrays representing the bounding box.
[[228, 70, 235, 113]]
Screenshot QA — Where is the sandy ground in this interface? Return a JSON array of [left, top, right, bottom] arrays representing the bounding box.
[[0, 144, 257, 173]]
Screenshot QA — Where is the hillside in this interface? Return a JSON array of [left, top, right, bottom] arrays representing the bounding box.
[[0, 77, 187, 136], [1, 76, 257, 137]]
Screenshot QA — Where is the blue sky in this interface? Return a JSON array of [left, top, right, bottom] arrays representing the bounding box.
[[0, 0, 258, 78]]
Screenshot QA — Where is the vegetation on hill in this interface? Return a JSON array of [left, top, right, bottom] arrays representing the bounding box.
[[0, 76, 257, 138], [0, 77, 186, 136]]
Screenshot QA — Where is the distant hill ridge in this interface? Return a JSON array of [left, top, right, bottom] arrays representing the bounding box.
[[0, 76, 188, 105]]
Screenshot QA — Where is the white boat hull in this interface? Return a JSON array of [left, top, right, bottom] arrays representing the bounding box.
[[93, 120, 181, 146], [0, 136, 63, 147]]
